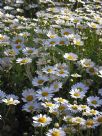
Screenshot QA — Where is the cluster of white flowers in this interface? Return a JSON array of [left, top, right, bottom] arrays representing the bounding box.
[[0, 0, 102, 135]]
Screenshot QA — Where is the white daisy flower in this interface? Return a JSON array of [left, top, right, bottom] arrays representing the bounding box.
[[78, 58, 95, 68], [4, 49, 17, 56], [42, 101, 55, 109], [63, 115, 73, 123], [32, 76, 48, 86], [71, 117, 86, 125], [12, 43, 25, 53], [2, 94, 20, 105], [0, 34, 10, 45], [79, 104, 90, 111], [70, 16, 82, 24], [50, 81, 62, 92], [45, 38, 58, 47], [55, 63, 68, 71], [46, 127, 66, 136], [42, 66, 56, 74], [22, 47, 38, 56], [49, 105, 59, 116], [36, 87, 54, 101], [86, 66, 98, 75], [32, 114, 52, 127], [55, 18, 65, 25], [47, 29, 57, 38], [16, 57, 32, 65], [85, 119, 96, 128], [12, 36, 24, 45], [94, 115, 102, 125], [61, 28, 74, 37], [22, 89, 36, 102], [55, 69, 69, 78], [68, 104, 80, 113], [71, 82, 89, 93], [73, 38, 84, 46], [87, 22, 101, 29], [19, 32, 30, 37], [57, 103, 68, 113], [64, 53, 78, 61], [87, 96, 102, 108], [58, 37, 69, 46], [53, 97, 68, 104], [83, 109, 99, 116], [69, 89, 86, 99], [22, 102, 41, 113]]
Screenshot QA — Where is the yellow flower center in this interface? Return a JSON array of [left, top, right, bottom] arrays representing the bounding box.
[[66, 118, 72, 124], [86, 120, 94, 127], [54, 84, 58, 89], [52, 131, 60, 136], [91, 24, 97, 28], [38, 80, 44, 84], [0, 36, 4, 41], [96, 17, 100, 21], [59, 70, 64, 74], [64, 32, 69, 35], [58, 98, 64, 102], [91, 100, 97, 105], [9, 51, 15, 55], [16, 45, 21, 49], [47, 69, 53, 73], [26, 95, 33, 101], [27, 50, 33, 53], [15, 39, 22, 44], [67, 55, 74, 60], [50, 41, 56, 45], [90, 110, 96, 115], [85, 63, 90, 67], [72, 105, 78, 110], [58, 105, 65, 111], [89, 68, 95, 73], [81, 105, 87, 109], [42, 92, 48, 97], [78, 25, 82, 29], [74, 92, 80, 97], [7, 99, 14, 105], [46, 103, 53, 107], [73, 19, 79, 23], [76, 118, 82, 123], [97, 117, 102, 123], [50, 35, 56, 38], [21, 59, 28, 64], [23, 34, 27, 37], [76, 41, 81, 45], [38, 117, 47, 123], [59, 41, 65, 45]]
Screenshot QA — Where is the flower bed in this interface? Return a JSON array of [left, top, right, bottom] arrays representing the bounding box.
[[0, 0, 102, 135]]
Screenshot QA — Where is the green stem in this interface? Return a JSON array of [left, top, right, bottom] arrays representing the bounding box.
[[41, 126, 43, 136], [5, 106, 11, 118], [25, 64, 33, 82]]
